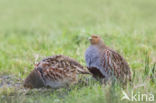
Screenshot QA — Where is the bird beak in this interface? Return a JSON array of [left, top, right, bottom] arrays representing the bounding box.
[[88, 37, 92, 40]]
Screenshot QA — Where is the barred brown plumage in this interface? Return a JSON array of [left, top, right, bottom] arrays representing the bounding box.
[[24, 55, 90, 89], [85, 35, 131, 84]]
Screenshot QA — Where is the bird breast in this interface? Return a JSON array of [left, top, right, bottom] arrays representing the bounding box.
[[85, 46, 109, 77], [85, 46, 101, 68]]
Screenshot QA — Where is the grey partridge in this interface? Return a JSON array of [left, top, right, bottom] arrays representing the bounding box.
[[85, 35, 131, 84], [24, 55, 90, 89]]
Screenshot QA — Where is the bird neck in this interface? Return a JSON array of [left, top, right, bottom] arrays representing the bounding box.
[[93, 42, 108, 50]]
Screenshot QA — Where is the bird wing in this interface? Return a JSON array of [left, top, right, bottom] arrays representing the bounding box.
[[36, 61, 77, 82], [101, 49, 131, 80], [53, 55, 90, 74], [42, 67, 67, 81], [36, 55, 90, 78]]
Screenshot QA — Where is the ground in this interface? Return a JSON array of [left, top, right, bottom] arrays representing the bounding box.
[[0, 0, 156, 103]]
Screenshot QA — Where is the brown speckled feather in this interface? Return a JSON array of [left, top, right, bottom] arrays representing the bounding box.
[[37, 55, 89, 74], [101, 49, 131, 82], [24, 55, 90, 88]]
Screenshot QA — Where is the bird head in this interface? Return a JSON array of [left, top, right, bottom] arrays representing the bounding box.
[[23, 69, 45, 88], [88, 35, 104, 45]]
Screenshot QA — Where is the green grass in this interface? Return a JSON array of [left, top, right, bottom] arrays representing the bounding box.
[[0, 0, 156, 103]]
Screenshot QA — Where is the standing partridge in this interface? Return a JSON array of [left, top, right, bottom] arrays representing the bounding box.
[[24, 55, 90, 89], [85, 35, 131, 84]]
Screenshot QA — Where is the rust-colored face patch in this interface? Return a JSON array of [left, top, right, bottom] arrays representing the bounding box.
[[90, 35, 100, 45]]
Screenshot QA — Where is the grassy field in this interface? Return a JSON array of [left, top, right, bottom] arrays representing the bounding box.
[[0, 0, 156, 103]]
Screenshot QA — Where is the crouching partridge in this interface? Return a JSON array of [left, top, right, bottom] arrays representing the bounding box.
[[85, 35, 131, 84], [24, 55, 90, 89]]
